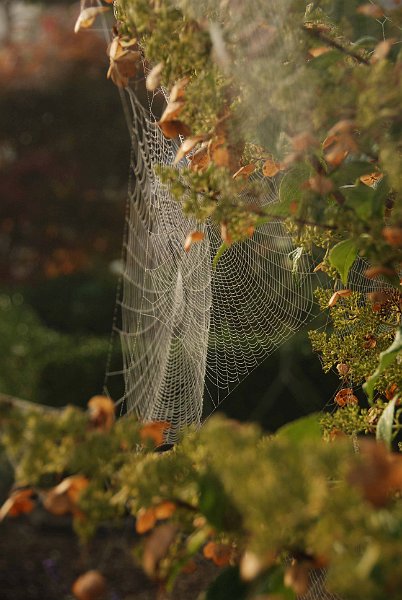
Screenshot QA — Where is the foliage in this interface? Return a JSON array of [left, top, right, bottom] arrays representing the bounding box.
[[3, 404, 402, 599], [0, 293, 122, 407]]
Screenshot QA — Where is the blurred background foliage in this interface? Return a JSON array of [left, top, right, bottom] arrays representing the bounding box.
[[0, 0, 331, 427]]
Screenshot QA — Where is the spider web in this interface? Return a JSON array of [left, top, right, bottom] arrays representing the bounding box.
[[100, 0, 401, 443], [107, 87, 319, 439]]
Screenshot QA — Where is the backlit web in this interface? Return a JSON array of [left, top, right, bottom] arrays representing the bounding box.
[[100, 0, 397, 445]]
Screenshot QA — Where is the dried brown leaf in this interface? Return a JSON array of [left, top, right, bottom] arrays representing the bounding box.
[[72, 570, 107, 600], [308, 175, 334, 195], [371, 38, 395, 63], [174, 135, 206, 165], [139, 421, 171, 446], [74, 7, 109, 34], [88, 395, 115, 431], [136, 507, 157, 534], [203, 541, 232, 567], [233, 164, 256, 180], [262, 158, 281, 177], [184, 230, 205, 252], [154, 501, 177, 520], [357, 3, 385, 18], [0, 489, 35, 521], [382, 226, 402, 247], [158, 120, 191, 139], [170, 77, 190, 102], [146, 62, 164, 91], [143, 524, 179, 578]]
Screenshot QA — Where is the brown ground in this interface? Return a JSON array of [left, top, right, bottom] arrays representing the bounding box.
[[0, 511, 219, 600]]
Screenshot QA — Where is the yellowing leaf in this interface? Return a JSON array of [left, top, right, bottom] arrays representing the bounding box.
[[74, 7, 109, 34], [146, 62, 164, 91], [184, 230, 205, 252]]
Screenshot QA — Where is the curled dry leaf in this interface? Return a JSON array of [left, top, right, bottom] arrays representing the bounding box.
[[220, 222, 233, 245], [382, 226, 402, 247], [154, 501, 177, 520], [371, 38, 395, 63], [72, 570, 107, 600], [170, 77, 190, 102], [203, 541, 232, 567], [74, 7, 109, 34], [88, 395, 115, 431], [174, 135, 206, 165], [189, 144, 210, 172], [139, 421, 171, 446], [146, 62, 164, 91], [158, 120, 191, 140], [184, 230, 205, 252], [208, 137, 230, 168], [337, 363, 350, 376], [357, 3, 385, 17], [386, 382, 399, 400], [328, 289, 352, 307], [107, 38, 141, 88], [0, 488, 35, 521], [43, 475, 89, 516], [363, 334, 377, 350], [360, 171, 383, 187], [233, 164, 256, 180], [160, 100, 185, 123], [335, 388, 358, 407], [143, 524, 179, 578], [309, 46, 331, 57], [262, 158, 281, 177], [136, 507, 157, 534]]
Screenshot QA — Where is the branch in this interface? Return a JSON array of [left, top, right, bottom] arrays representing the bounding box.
[[303, 26, 370, 66]]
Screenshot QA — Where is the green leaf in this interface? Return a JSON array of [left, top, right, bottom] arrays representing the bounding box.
[[198, 473, 242, 531], [328, 239, 358, 285], [212, 242, 229, 269], [254, 565, 296, 599], [205, 566, 248, 600], [376, 398, 397, 449], [276, 413, 322, 444], [364, 327, 402, 402]]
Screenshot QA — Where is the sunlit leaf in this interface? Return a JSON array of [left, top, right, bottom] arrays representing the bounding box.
[[136, 507, 157, 534], [376, 397, 397, 448], [170, 77, 190, 102], [328, 239, 358, 285], [233, 164, 256, 180], [262, 158, 281, 177]]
